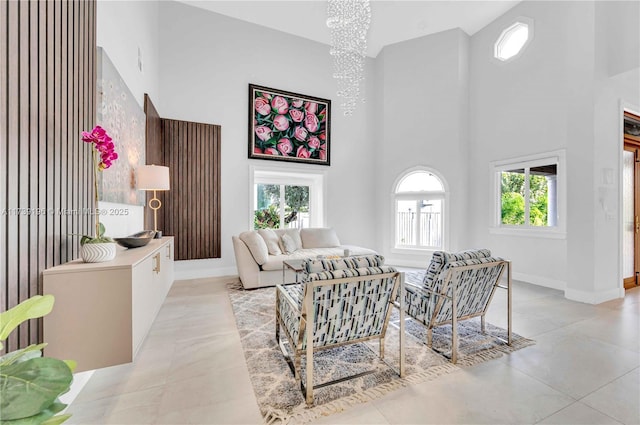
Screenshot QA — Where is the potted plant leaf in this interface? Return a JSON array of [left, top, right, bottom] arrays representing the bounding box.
[[0, 295, 76, 424]]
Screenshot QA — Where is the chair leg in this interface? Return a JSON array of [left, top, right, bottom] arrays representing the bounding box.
[[451, 322, 458, 364], [427, 328, 433, 348], [379, 337, 385, 359], [481, 315, 486, 334], [294, 351, 301, 385]]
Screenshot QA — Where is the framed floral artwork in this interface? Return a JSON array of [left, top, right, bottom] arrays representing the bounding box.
[[248, 84, 331, 166]]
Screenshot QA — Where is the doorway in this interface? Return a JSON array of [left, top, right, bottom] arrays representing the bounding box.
[[623, 112, 640, 289]]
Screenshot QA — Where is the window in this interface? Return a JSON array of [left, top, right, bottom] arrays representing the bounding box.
[[394, 169, 446, 250], [492, 150, 565, 237], [254, 184, 310, 229], [494, 19, 533, 62], [251, 167, 324, 230]]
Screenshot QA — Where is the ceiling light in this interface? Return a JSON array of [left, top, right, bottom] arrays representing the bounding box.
[[327, 0, 371, 116]]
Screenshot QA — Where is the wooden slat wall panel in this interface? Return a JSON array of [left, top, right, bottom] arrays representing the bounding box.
[[159, 119, 221, 260], [143, 94, 164, 232], [1, 0, 96, 353]]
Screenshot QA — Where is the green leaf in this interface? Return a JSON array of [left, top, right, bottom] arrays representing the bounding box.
[[97, 222, 106, 238], [41, 413, 72, 425], [0, 296, 55, 344], [0, 357, 73, 421], [0, 344, 46, 367], [1, 402, 70, 425], [62, 360, 76, 373]]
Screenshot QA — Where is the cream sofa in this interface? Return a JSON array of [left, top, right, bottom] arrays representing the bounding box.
[[232, 227, 377, 289]]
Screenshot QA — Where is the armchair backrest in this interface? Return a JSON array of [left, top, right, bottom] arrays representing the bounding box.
[[429, 257, 507, 326], [303, 254, 386, 273], [299, 262, 400, 349], [422, 249, 492, 292]]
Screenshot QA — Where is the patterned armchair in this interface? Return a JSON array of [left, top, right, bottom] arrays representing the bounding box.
[[402, 249, 511, 363], [276, 255, 405, 406]]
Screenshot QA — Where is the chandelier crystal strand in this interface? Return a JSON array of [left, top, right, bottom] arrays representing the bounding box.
[[327, 0, 371, 116]]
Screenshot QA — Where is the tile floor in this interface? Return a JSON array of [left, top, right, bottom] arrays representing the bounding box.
[[67, 274, 640, 425]]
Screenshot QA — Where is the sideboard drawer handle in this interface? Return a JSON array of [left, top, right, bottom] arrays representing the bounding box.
[[153, 253, 161, 274]]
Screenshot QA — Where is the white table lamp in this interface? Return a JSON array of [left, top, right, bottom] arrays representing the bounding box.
[[137, 165, 170, 238]]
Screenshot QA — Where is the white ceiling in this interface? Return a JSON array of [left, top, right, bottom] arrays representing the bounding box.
[[178, 0, 521, 57]]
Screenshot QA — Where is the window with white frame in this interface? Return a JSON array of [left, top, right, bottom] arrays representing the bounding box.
[[494, 18, 533, 62], [492, 150, 565, 236], [394, 169, 446, 250], [251, 167, 324, 230]]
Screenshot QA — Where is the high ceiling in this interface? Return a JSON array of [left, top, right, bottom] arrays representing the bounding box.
[[178, 0, 521, 57]]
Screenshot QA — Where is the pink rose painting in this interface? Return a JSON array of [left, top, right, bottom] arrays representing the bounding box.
[[249, 84, 331, 165]]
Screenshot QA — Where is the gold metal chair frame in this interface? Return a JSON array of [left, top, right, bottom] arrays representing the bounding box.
[[408, 260, 512, 364], [275, 271, 406, 406]]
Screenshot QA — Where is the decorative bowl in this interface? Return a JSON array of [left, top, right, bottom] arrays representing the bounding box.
[[114, 230, 156, 249]]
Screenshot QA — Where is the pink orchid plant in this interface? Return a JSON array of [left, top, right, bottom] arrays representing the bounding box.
[[81, 125, 118, 244]]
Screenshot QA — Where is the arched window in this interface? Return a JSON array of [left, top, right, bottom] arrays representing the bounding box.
[[394, 169, 446, 250]]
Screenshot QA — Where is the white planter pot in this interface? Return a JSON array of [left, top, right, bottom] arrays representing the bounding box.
[[81, 242, 116, 263]]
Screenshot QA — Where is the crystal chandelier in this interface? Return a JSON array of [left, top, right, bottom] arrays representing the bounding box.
[[327, 0, 371, 116]]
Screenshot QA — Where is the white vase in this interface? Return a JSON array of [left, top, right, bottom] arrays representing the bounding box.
[[81, 242, 116, 263]]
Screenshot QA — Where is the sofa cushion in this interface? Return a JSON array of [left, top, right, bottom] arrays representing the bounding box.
[[239, 231, 269, 266], [260, 247, 378, 271], [274, 228, 303, 251], [281, 234, 297, 254], [300, 228, 340, 248], [258, 229, 282, 255]]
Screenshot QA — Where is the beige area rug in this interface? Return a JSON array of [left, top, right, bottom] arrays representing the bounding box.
[[227, 279, 535, 425]]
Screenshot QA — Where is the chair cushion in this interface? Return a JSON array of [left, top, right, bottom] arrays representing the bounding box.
[[423, 249, 492, 291], [303, 254, 385, 273], [305, 265, 397, 282]]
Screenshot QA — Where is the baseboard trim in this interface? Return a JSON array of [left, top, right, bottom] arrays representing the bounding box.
[[564, 287, 623, 304], [512, 272, 566, 291], [60, 370, 95, 412], [174, 262, 238, 281], [386, 258, 427, 268]]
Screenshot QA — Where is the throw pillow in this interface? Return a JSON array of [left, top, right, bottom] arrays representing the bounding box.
[[281, 234, 297, 254], [276, 228, 303, 251], [258, 229, 282, 256], [239, 231, 269, 265]]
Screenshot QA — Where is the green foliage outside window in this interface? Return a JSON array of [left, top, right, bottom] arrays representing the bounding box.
[[501, 171, 549, 226], [254, 184, 310, 229]]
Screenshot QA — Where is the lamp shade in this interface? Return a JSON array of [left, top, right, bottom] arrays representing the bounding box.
[[136, 165, 170, 191]]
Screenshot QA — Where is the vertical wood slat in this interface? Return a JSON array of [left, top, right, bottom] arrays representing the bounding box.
[[160, 119, 221, 260], [1, 0, 96, 353], [143, 95, 221, 261], [1, 0, 8, 325], [6, 0, 20, 351]]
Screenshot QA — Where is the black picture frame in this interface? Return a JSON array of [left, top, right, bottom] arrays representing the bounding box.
[[248, 84, 331, 166]]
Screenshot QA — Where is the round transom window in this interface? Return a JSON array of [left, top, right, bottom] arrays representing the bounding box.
[[494, 21, 530, 61], [397, 172, 443, 192]]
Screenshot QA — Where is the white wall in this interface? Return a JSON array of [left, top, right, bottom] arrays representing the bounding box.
[[97, 0, 160, 109], [96, 1, 161, 235], [468, 0, 639, 302], [95, 0, 639, 299], [158, 1, 378, 278], [374, 29, 470, 267]]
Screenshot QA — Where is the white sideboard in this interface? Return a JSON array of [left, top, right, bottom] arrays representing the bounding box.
[[43, 237, 174, 372]]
